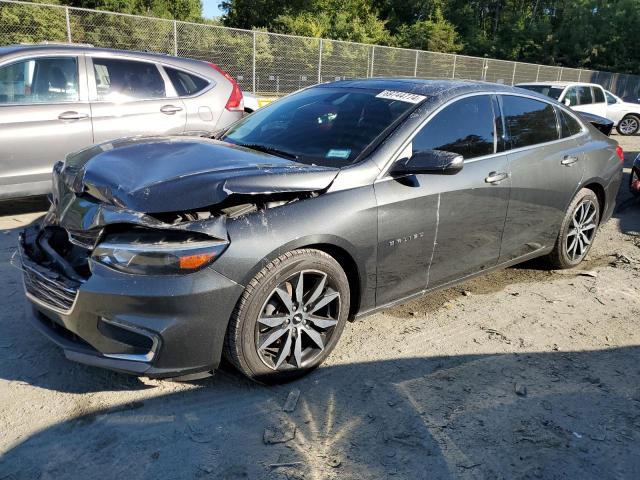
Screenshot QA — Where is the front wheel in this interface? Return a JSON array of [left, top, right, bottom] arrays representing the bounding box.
[[547, 188, 600, 269], [224, 249, 350, 383], [616, 114, 640, 136]]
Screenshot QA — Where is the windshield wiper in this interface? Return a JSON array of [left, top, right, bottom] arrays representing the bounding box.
[[234, 143, 299, 161]]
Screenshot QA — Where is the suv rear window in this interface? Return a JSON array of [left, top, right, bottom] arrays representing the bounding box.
[[593, 87, 605, 104], [502, 95, 559, 149], [93, 58, 166, 101], [165, 67, 209, 96], [576, 86, 593, 105]]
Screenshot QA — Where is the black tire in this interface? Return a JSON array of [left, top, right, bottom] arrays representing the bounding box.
[[547, 188, 601, 269], [630, 168, 640, 198], [224, 249, 350, 383], [616, 114, 640, 136]]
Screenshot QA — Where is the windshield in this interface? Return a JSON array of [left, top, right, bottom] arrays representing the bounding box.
[[518, 85, 564, 100], [221, 87, 420, 167]]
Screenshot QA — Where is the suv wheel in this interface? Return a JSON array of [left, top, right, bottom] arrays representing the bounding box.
[[547, 188, 600, 269], [616, 114, 640, 136], [224, 249, 350, 383]]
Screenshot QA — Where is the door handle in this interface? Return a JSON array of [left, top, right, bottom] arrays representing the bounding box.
[[58, 111, 89, 121], [561, 155, 579, 166], [485, 171, 508, 184], [160, 105, 183, 115]]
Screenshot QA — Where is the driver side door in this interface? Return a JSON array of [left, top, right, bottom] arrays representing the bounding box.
[[374, 94, 511, 306]]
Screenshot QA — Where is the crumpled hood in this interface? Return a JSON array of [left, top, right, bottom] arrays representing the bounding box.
[[61, 136, 339, 213]]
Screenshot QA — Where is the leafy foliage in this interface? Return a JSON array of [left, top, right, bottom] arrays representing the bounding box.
[[222, 0, 640, 73]]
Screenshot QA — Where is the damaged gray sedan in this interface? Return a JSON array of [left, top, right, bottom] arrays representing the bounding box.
[[20, 79, 623, 382]]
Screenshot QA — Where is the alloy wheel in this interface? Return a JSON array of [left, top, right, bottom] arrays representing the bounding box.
[[619, 117, 639, 135], [255, 270, 341, 370], [565, 199, 597, 262]]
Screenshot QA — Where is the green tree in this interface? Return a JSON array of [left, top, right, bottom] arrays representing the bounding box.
[[395, 7, 462, 53]]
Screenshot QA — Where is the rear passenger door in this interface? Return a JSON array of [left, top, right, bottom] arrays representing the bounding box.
[[88, 56, 186, 143], [498, 95, 585, 263]]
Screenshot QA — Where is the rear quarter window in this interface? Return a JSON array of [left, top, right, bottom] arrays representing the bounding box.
[[501, 95, 559, 149], [557, 107, 583, 138], [164, 67, 210, 96]]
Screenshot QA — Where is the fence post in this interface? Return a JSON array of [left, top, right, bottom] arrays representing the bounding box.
[[318, 38, 323, 84], [65, 7, 72, 43], [558, 67, 563, 81], [511, 63, 517, 85], [414, 50, 419, 77], [451, 55, 457, 79], [482, 57, 488, 81], [252, 31, 257, 94], [370, 46, 375, 77], [578, 69, 582, 82], [536, 65, 540, 81], [173, 20, 178, 56]]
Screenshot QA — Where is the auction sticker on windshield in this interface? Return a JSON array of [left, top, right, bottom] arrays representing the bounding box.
[[375, 90, 427, 104]]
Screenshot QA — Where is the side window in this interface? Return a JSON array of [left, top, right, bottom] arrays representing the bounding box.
[[412, 95, 495, 159], [557, 107, 583, 138], [576, 86, 593, 105], [605, 91, 617, 104], [564, 87, 578, 106], [593, 87, 605, 104], [0, 57, 78, 104], [164, 67, 210, 97], [92, 58, 166, 101], [502, 95, 559, 149]]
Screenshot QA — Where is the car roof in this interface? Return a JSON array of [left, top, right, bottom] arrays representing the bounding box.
[[0, 43, 208, 70], [320, 77, 524, 96], [317, 77, 562, 106], [516, 81, 602, 88]]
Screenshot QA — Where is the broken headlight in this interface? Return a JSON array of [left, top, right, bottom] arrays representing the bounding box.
[[91, 230, 228, 275]]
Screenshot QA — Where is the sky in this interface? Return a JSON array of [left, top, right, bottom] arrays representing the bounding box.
[[202, 0, 224, 19]]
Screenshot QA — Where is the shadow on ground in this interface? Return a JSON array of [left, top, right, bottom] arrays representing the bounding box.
[[1, 347, 640, 480]]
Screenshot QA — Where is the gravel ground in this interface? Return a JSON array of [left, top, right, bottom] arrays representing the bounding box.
[[0, 135, 639, 480]]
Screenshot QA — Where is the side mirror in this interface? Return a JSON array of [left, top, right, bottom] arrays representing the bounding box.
[[564, 98, 572, 107], [391, 150, 464, 176]]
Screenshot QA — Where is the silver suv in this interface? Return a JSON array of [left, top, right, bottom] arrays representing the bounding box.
[[0, 44, 244, 200]]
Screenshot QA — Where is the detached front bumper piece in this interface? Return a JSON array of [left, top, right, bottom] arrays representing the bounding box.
[[19, 224, 244, 378]]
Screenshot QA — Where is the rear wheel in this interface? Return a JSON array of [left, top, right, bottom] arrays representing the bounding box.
[[224, 249, 349, 383], [547, 188, 600, 269], [616, 114, 640, 136]]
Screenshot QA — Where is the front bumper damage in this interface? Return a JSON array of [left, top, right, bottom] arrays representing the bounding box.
[[20, 222, 243, 378]]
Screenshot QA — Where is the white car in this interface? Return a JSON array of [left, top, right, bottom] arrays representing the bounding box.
[[516, 81, 608, 118], [604, 90, 640, 136]]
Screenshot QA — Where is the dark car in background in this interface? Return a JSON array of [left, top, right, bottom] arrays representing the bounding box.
[[19, 79, 623, 383], [0, 44, 244, 200], [631, 154, 640, 197]]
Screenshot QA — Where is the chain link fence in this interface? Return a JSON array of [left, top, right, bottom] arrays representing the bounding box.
[[1, 0, 639, 100]]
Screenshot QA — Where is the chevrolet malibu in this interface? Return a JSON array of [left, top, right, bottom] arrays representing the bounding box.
[[20, 79, 624, 383]]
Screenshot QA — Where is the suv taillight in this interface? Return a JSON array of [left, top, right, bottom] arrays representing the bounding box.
[[207, 62, 243, 112], [616, 145, 624, 163]]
